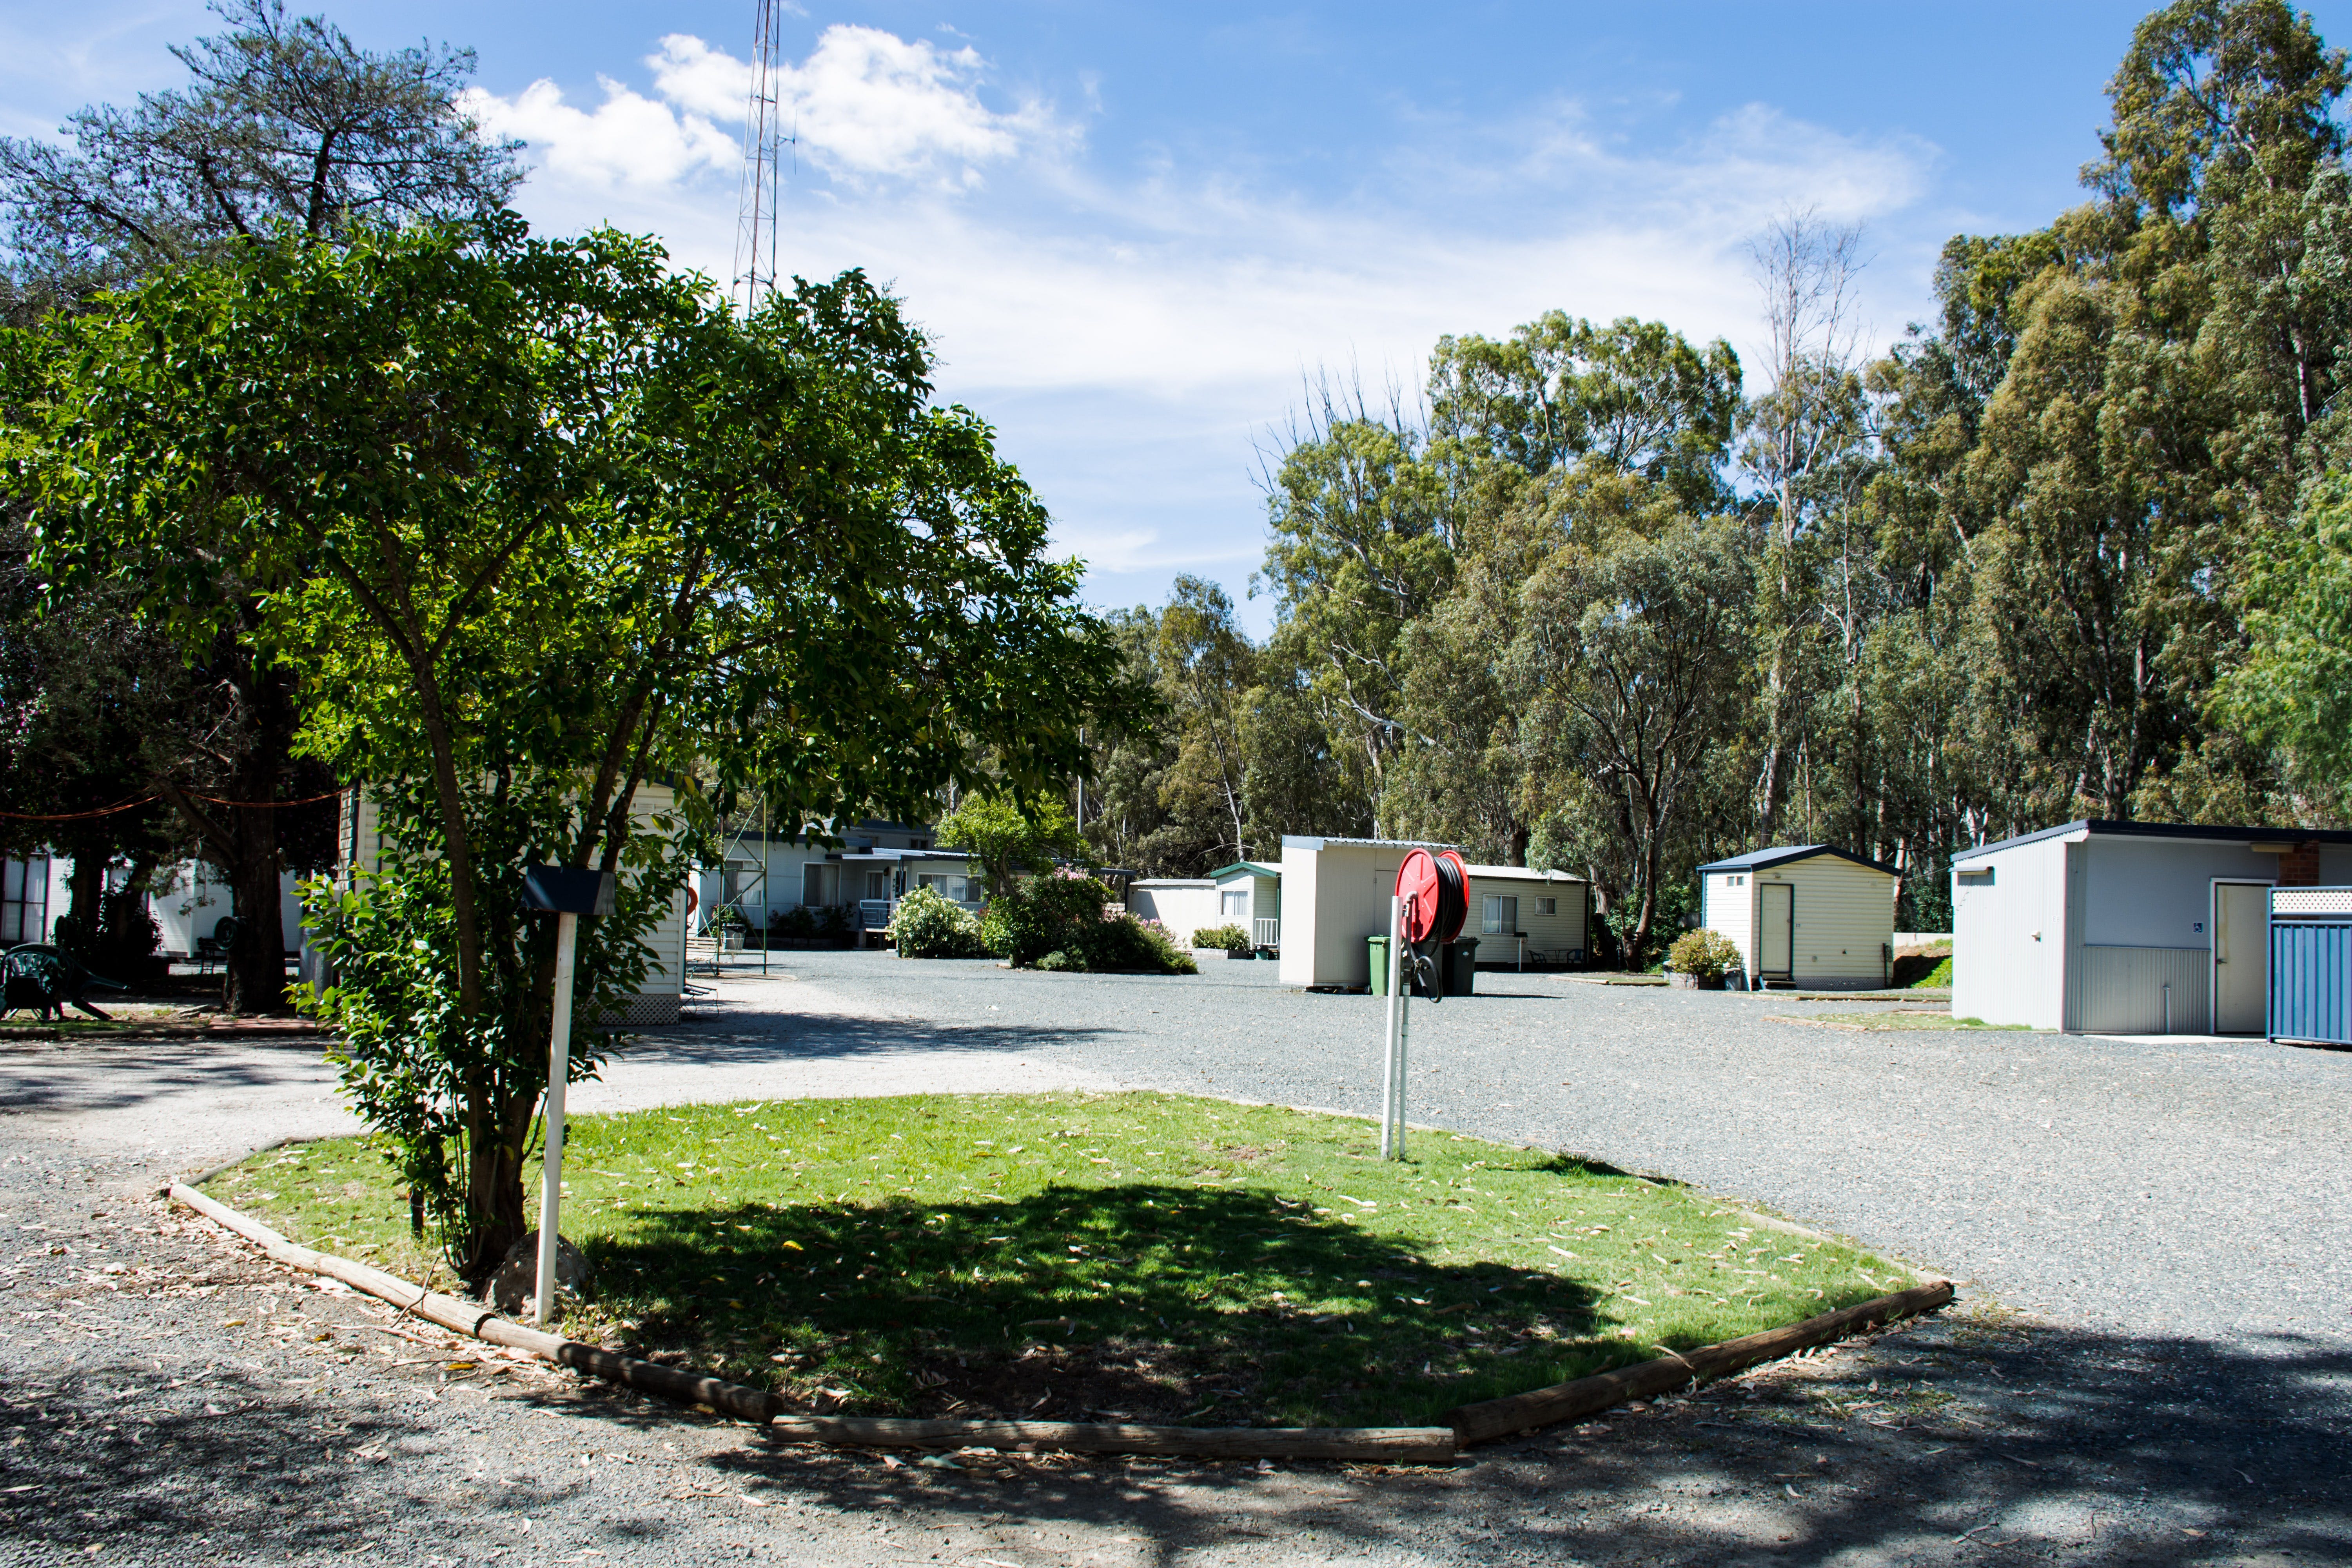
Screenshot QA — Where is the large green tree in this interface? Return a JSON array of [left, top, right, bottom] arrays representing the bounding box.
[[0, 0, 523, 1011], [16, 217, 1131, 1278]]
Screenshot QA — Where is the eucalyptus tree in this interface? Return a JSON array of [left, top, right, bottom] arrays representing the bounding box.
[[0, 0, 519, 301], [1508, 492, 1753, 966]]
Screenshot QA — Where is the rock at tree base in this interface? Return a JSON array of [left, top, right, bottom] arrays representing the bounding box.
[[486, 1230, 590, 1314]]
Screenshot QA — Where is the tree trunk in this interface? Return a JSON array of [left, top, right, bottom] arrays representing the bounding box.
[[62, 852, 107, 950], [222, 804, 285, 1014], [460, 1085, 535, 1285]]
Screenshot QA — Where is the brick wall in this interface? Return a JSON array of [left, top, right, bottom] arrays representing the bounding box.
[[2278, 839, 2322, 887]]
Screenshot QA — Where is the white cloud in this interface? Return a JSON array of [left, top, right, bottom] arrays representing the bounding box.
[[459, 76, 737, 190], [478, 28, 1942, 622], [647, 34, 750, 123], [465, 26, 1057, 199], [773, 25, 1058, 183]]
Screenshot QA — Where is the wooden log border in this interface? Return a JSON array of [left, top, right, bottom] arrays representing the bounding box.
[[166, 1180, 1952, 1461], [1443, 1279, 1957, 1445]]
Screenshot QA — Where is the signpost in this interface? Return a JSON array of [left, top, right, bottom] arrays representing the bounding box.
[[520, 866, 615, 1327], [1382, 893, 1408, 1158]]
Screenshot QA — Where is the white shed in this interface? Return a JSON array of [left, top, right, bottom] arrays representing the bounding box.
[[1698, 845, 1897, 991], [1949, 819, 2352, 1034], [1278, 836, 1453, 990], [1126, 878, 1219, 941], [1463, 864, 1589, 968], [1208, 861, 1281, 950]]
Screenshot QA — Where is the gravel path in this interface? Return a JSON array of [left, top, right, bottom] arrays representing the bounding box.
[[0, 955, 2345, 1564]]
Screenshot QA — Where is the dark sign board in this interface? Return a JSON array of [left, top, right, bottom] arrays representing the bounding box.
[[521, 867, 617, 918]]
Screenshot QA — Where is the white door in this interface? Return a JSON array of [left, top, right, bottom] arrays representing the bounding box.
[[2212, 881, 2270, 1034], [1759, 883, 1793, 976]]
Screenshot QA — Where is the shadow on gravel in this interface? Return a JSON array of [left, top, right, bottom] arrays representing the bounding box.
[[0, 1363, 497, 1557], [610, 1013, 1124, 1068], [0, 1036, 330, 1118], [708, 1314, 2352, 1567]]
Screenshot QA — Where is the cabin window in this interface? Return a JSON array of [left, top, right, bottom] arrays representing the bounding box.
[[1482, 895, 1518, 936], [1221, 888, 1249, 920], [1957, 867, 1994, 886], [917, 872, 973, 902], [1533, 897, 1556, 916]]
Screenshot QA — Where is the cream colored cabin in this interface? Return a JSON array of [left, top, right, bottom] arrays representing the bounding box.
[[1699, 845, 1896, 991]]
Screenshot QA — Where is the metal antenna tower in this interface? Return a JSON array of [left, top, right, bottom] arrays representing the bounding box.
[[732, 0, 791, 313]]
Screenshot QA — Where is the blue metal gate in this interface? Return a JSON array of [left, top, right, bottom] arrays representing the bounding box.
[[2269, 887, 2352, 1045]]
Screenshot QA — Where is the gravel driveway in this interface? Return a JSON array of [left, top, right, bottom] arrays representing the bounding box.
[[1, 954, 2345, 1565]]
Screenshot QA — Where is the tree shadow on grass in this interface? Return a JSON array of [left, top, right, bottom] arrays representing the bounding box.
[[580, 1177, 1774, 1431]]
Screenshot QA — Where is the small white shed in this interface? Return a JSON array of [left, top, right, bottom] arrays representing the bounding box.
[[1949, 819, 2352, 1034], [1699, 845, 1897, 991], [1277, 836, 1454, 989], [1126, 878, 1220, 941], [341, 785, 691, 1025], [1208, 861, 1281, 949]]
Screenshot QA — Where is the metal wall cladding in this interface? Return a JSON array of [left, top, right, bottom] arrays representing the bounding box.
[[2270, 919, 2352, 1045], [2071, 945, 2209, 1033]]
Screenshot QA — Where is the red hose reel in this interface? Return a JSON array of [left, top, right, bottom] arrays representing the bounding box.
[[1394, 848, 1469, 1001]]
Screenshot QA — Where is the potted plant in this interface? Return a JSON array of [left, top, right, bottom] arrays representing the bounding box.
[[1664, 928, 1740, 990], [711, 904, 746, 952]]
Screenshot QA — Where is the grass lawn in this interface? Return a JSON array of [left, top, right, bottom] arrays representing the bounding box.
[[209, 1091, 1911, 1429], [1774, 1009, 2032, 1032]]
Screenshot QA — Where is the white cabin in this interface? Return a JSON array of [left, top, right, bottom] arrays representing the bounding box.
[[1699, 845, 1897, 991], [1950, 820, 2352, 1033]]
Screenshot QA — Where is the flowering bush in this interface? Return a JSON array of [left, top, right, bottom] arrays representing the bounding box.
[[979, 874, 1197, 974], [888, 886, 985, 959]]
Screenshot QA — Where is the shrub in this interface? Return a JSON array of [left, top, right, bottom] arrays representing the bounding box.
[[772, 905, 818, 938], [889, 886, 985, 959], [815, 905, 852, 942], [1191, 923, 1250, 953], [1664, 928, 1741, 980], [979, 874, 1196, 973]]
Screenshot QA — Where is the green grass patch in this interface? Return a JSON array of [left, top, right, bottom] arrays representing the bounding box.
[[1911, 955, 1954, 988], [211, 1091, 1906, 1428], [1784, 1008, 2030, 1032]]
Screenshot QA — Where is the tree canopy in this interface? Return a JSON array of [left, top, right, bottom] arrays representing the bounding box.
[[1076, 0, 2352, 966], [12, 214, 1138, 1274]]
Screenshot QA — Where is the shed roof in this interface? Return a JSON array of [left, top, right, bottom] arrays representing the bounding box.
[[1952, 818, 2352, 864], [1463, 863, 1587, 884], [1281, 835, 1461, 852], [1208, 861, 1280, 881], [1697, 844, 1899, 877]]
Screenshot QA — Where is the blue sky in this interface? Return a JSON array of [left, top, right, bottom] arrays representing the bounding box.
[[10, 2, 2347, 631]]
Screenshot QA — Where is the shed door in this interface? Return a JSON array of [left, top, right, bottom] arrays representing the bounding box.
[[1759, 883, 1794, 976], [2213, 881, 2270, 1034]]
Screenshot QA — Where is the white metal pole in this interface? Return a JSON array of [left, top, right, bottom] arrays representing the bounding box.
[[535, 909, 578, 1328], [1381, 895, 1401, 1158], [1394, 936, 1411, 1162]]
